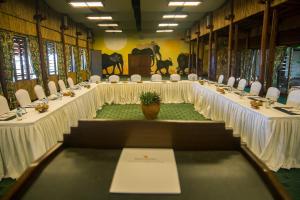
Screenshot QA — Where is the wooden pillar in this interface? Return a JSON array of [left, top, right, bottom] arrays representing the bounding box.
[[211, 31, 218, 81], [76, 28, 82, 82], [188, 35, 192, 73], [191, 40, 195, 72], [0, 47, 8, 99], [266, 9, 278, 89], [34, 0, 48, 95], [199, 38, 204, 76], [233, 24, 239, 78], [60, 26, 68, 80], [227, 0, 234, 78], [208, 28, 213, 80], [259, 0, 270, 91], [196, 30, 200, 76]]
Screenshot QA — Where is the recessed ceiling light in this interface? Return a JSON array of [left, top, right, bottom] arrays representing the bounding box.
[[69, 1, 103, 7], [159, 23, 178, 27], [98, 24, 118, 27], [163, 14, 188, 19], [87, 16, 112, 20], [168, 1, 201, 6], [156, 30, 174, 33], [105, 30, 122, 33]]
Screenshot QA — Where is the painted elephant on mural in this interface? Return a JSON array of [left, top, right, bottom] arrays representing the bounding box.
[[155, 58, 173, 75], [102, 53, 124, 75], [131, 42, 162, 66], [177, 53, 200, 75]]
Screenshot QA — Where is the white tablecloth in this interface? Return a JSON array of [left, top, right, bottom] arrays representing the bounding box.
[[0, 81, 194, 179], [192, 82, 300, 171]]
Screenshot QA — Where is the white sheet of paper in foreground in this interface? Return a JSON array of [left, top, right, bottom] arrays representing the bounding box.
[[109, 148, 181, 194]]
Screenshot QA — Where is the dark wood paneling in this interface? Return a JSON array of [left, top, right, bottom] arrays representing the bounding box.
[[128, 54, 151, 76]]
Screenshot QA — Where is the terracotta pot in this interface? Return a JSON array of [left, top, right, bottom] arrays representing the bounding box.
[[141, 103, 160, 120]]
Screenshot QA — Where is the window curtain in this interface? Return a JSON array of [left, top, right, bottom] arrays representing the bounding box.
[[0, 31, 17, 108], [217, 47, 228, 79], [240, 49, 258, 84], [272, 46, 287, 87], [56, 42, 67, 82], [74, 46, 82, 83], [65, 44, 71, 73], [28, 36, 43, 87]]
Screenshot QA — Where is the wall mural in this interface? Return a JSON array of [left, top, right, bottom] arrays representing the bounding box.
[[95, 33, 189, 76]]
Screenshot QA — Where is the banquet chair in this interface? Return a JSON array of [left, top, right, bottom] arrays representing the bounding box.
[[286, 90, 300, 107], [15, 89, 32, 107], [151, 74, 162, 81], [130, 74, 142, 82], [170, 74, 181, 81], [266, 87, 280, 101], [67, 77, 75, 88], [109, 75, 120, 83], [227, 77, 235, 87], [237, 79, 247, 91], [48, 81, 58, 95], [34, 85, 46, 100], [187, 73, 197, 81], [58, 80, 67, 92], [90, 75, 101, 83], [249, 81, 262, 96], [217, 75, 224, 84], [0, 95, 10, 115]]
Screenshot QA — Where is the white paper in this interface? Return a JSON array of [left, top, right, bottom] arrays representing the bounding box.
[[110, 148, 181, 194]]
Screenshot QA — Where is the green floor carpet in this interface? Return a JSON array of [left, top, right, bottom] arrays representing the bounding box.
[[0, 178, 15, 197]]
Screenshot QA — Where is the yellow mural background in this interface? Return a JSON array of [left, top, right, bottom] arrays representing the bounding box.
[[93, 33, 189, 75]]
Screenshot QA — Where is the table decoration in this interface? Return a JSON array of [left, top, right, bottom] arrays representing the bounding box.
[[140, 91, 161, 120], [35, 102, 49, 113]]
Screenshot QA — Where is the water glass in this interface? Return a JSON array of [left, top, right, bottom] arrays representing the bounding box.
[[16, 107, 23, 121]]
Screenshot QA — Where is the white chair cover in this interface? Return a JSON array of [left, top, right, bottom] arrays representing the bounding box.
[[58, 80, 67, 92], [90, 75, 101, 83], [34, 85, 46, 100], [15, 89, 31, 107], [188, 73, 197, 81], [67, 77, 75, 88], [287, 90, 300, 107], [227, 77, 235, 87], [170, 74, 181, 81], [217, 75, 224, 84], [250, 81, 262, 96], [130, 74, 142, 82], [266, 87, 280, 101], [48, 81, 58, 95], [237, 79, 247, 91], [151, 74, 162, 81], [109, 75, 120, 83], [0, 95, 10, 115]]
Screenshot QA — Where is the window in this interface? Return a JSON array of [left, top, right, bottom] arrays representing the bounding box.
[[13, 36, 36, 81], [69, 46, 76, 72], [46, 42, 58, 75], [80, 49, 87, 70]]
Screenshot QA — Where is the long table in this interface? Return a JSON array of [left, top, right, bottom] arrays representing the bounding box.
[[192, 82, 300, 171]]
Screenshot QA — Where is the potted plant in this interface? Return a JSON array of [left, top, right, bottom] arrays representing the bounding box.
[[140, 91, 161, 120]]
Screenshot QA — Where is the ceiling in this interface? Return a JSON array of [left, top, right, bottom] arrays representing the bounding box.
[[45, 0, 226, 37]]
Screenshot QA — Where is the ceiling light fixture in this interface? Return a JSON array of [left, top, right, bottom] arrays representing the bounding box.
[[105, 30, 122, 33], [156, 30, 174, 33], [69, 1, 103, 7], [87, 16, 112, 20], [159, 23, 178, 27], [168, 1, 201, 6], [163, 14, 187, 19], [98, 24, 118, 27]]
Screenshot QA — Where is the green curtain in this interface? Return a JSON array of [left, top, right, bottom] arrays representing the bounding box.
[[240, 49, 259, 83], [0, 31, 17, 108], [74, 46, 82, 83], [28, 36, 43, 86], [272, 46, 287, 87], [56, 42, 67, 82], [65, 44, 71, 73], [0, 82, 3, 96], [217, 47, 228, 79]]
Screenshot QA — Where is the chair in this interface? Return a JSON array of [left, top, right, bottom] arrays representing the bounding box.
[[58, 80, 67, 92], [287, 90, 300, 107], [227, 77, 235, 87], [0, 95, 10, 115], [15, 89, 31, 107], [188, 73, 197, 81], [217, 75, 224, 84], [109, 75, 120, 83], [90, 75, 101, 83], [170, 74, 181, 81], [237, 79, 247, 91], [249, 81, 262, 96], [130, 74, 142, 82], [266, 87, 280, 101], [34, 85, 46, 100], [151, 74, 162, 81], [67, 77, 75, 88], [48, 81, 58, 95]]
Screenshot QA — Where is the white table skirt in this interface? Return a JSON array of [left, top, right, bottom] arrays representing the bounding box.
[[0, 81, 194, 179], [192, 82, 300, 171]]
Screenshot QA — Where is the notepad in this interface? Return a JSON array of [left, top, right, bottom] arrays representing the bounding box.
[[110, 148, 181, 194]]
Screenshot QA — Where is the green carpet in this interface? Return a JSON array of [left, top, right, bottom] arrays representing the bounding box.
[[96, 103, 208, 121], [0, 178, 15, 197]]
